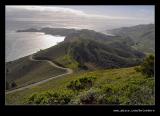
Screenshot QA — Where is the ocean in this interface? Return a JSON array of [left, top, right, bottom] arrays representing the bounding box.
[[5, 21, 66, 62], [5, 20, 113, 62]]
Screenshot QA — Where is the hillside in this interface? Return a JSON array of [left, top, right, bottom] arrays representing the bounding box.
[[18, 28, 145, 70], [34, 38, 145, 70], [5, 28, 146, 90], [6, 55, 67, 90], [109, 24, 155, 54], [6, 28, 146, 92], [6, 27, 154, 105], [5, 67, 154, 105]]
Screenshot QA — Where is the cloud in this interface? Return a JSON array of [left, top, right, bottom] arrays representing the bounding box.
[[6, 6, 85, 15], [82, 14, 147, 20], [6, 6, 146, 21]]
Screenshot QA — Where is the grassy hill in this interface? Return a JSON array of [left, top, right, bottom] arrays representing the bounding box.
[[5, 67, 154, 105], [6, 55, 67, 90], [6, 28, 145, 91], [109, 24, 155, 54], [17, 27, 145, 70], [34, 38, 145, 70], [5, 27, 154, 105]]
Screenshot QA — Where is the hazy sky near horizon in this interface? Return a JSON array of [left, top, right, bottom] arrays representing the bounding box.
[[6, 5, 154, 30]]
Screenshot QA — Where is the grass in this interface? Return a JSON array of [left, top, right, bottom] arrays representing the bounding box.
[[5, 67, 154, 105], [6, 55, 67, 90], [55, 54, 79, 70]]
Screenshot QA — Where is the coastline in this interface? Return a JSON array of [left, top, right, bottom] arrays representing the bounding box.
[[6, 31, 65, 62]]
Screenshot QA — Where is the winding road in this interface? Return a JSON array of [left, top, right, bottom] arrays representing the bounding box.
[[5, 55, 73, 94]]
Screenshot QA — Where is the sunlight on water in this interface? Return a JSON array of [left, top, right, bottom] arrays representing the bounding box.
[[37, 33, 65, 49], [5, 32, 65, 62]]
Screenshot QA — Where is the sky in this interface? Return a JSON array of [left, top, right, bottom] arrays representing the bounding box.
[[6, 5, 155, 31]]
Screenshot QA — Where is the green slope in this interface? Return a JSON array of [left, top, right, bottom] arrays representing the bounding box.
[[109, 24, 155, 54], [17, 28, 146, 70], [6, 28, 146, 91], [34, 38, 145, 70], [5, 67, 154, 105], [5, 28, 149, 104], [6, 55, 67, 90]]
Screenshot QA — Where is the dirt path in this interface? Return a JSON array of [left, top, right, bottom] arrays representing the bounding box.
[[5, 55, 73, 94]]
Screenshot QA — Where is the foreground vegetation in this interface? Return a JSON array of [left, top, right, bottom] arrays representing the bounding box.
[[135, 54, 154, 77], [6, 67, 154, 105]]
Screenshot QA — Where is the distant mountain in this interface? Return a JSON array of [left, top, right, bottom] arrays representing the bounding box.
[[109, 24, 155, 54], [17, 27, 77, 36], [17, 27, 134, 46]]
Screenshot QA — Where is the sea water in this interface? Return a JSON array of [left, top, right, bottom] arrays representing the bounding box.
[[5, 21, 65, 62]]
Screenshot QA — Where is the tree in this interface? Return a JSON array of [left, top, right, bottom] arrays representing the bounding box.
[[136, 54, 154, 77], [11, 81, 17, 88], [67, 76, 96, 91]]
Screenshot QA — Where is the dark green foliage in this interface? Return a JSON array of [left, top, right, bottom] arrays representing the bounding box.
[[22, 67, 154, 105], [11, 81, 17, 88], [74, 77, 154, 105], [70, 39, 144, 69], [135, 55, 154, 77], [98, 95, 120, 104], [96, 85, 120, 104], [79, 88, 99, 104], [5, 81, 17, 90], [78, 63, 88, 70], [67, 76, 96, 91], [124, 84, 152, 105], [25, 90, 74, 104], [141, 55, 154, 77]]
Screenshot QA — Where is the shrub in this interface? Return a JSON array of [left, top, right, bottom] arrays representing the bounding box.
[[25, 93, 38, 104], [98, 95, 120, 104], [78, 63, 88, 70], [101, 85, 114, 95], [47, 90, 74, 104], [5, 81, 17, 90], [67, 76, 97, 91], [135, 55, 154, 77], [25, 89, 74, 104], [119, 80, 154, 105], [25, 92, 51, 104], [97, 85, 120, 104], [78, 88, 100, 104], [11, 81, 17, 88]]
